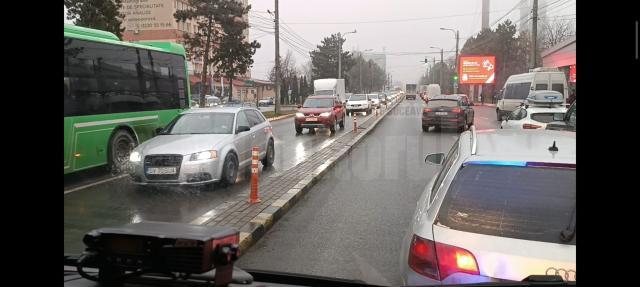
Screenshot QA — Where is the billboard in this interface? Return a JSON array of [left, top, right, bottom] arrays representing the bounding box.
[[459, 56, 496, 84], [569, 65, 576, 82]]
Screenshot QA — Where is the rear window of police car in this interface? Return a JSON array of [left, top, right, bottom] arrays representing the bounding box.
[[437, 165, 576, 245]]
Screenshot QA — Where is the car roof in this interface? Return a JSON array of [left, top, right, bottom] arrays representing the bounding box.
[[307, 95, 336, 99], [521, 106, 567, 113], [182, 107, 254, 114], [461, 129, 575, 164], [431, 95, 464, 100]]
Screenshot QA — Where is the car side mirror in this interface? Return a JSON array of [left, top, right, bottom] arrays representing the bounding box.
[[425, 153, 445, 165], [297, 105, 302, 109], [469, 102, 475, 106], [155, 127, 165, 135], [501, 115, 509, 121], [236, 125, 250, 133]]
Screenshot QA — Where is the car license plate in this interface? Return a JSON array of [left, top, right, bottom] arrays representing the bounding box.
[[306, 117, 318, 121], [436, 112, 448, 116], [147, 167, 177, 175]]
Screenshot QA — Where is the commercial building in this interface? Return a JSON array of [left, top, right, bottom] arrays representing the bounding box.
[[541, 35, 575, 99], [119, 0, 273, 101]]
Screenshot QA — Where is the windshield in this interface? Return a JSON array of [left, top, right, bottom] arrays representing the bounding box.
[[315, 90, 334, 96], [303, 98, 333, 108], [166, 113, 235, 134], [426, 99, 459, 108], [349, 95, 366, 101], [65, 1, 576, 285]]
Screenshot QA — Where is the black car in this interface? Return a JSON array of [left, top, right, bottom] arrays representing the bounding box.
[[546, 101, 576, 132], [422, 94, 475, 132]]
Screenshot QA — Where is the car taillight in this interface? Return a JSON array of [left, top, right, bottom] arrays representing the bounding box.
[[408, 235, 479, 280], [523, 123, 542, 129], [435, 241, 479, 280], [408, 235, 439, 279], [451, 108, 462, 114], [424, 108, 432, 112]]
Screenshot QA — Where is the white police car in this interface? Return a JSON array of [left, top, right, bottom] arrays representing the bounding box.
[[501, 91, 567, 130]]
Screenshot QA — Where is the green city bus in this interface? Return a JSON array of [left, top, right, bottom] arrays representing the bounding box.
[[64, 24, 190, 174]]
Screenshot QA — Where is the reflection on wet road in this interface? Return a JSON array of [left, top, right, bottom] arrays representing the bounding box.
[[64, 111, 375, 253]]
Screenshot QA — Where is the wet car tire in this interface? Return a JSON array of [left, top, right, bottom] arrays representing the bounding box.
[[219, 153, 238, 187], [108, 129, 137, 174], [295, 125, 302, 134], [262, 139, 275, 167], [422, 125, 429, 132], [339, 117, 345, 129]]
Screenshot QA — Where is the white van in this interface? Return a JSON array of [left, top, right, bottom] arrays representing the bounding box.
[[426, 84, 441, 99], [496, 67, 568, 121]]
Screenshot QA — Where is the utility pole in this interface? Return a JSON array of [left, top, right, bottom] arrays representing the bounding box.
[[454, 30, 459, 93], [531, 0, 538, 69], [359, 56, 362, 92], [338, 32, 342, 79], [439, 49, 444, 88], [274, 0, 281, 114]]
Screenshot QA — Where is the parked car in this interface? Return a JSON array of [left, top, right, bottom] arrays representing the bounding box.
[[401, 128, 576, 286], [294, 95, 346, 134], [345, 94, 372, 115], [422, 94, 474, 132], [128, 107, 275, 187]]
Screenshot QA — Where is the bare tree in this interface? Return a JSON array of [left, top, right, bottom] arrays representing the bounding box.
[[541, 19, 575, 49]]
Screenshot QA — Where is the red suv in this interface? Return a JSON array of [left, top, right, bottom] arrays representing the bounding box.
[[295, 96, 345, 134]]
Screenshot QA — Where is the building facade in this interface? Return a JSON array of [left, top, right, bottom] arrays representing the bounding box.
[[119, 0, 270, 102], [542, 35, 576, 99]]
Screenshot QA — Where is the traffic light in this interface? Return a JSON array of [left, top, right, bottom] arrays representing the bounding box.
[[453, 74, 459, 83]]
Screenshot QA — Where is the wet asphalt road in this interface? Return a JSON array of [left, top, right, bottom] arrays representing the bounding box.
[[64, 108, 379, 254], [237, 101, 500, 286]]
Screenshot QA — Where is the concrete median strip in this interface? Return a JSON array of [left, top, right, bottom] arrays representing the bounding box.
[[196, 99, 403, 254]]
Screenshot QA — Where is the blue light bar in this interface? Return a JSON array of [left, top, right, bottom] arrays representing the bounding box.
[[463, 161, 576, 169], [463, 161, 527, 167]]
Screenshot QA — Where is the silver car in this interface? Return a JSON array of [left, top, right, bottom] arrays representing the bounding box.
[[128, 107, 275, 187], [401, 128, 575, 285]]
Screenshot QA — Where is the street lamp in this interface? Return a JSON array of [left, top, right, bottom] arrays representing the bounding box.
[[440, 27, 459, 93], [338, 29, 357, 79], [430, 46, 444, 88], [360, 49, 372, 93]]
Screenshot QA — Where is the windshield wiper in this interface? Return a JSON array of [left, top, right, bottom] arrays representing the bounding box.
[[559, 205, 576, 243]]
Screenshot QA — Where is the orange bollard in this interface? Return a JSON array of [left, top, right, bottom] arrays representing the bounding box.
[[248, 146, 261, 203], [353, 113, 357, 132]]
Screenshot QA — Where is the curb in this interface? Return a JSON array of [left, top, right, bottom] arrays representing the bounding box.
[[237, 100, 403, 253], [266, 113, 296, 122]]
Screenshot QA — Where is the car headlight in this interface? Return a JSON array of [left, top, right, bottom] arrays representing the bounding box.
[[129, 151, 141, 162], [190, 150, 217, 161], [320, 112, 331, 117], [296, 112, 305, 117]]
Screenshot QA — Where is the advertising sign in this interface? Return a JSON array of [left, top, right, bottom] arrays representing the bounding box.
[[569, 65, 576, 82], [459, 56, 496, 84]]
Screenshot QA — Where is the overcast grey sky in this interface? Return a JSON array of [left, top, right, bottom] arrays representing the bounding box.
[[248, 0, 575, 84], [65, 0, 575, 85]]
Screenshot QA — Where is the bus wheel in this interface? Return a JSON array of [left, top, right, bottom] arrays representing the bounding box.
[[109, 130, 137, 174]]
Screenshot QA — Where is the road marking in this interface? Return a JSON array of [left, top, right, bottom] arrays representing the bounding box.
[[64, 174, 128, 195]]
